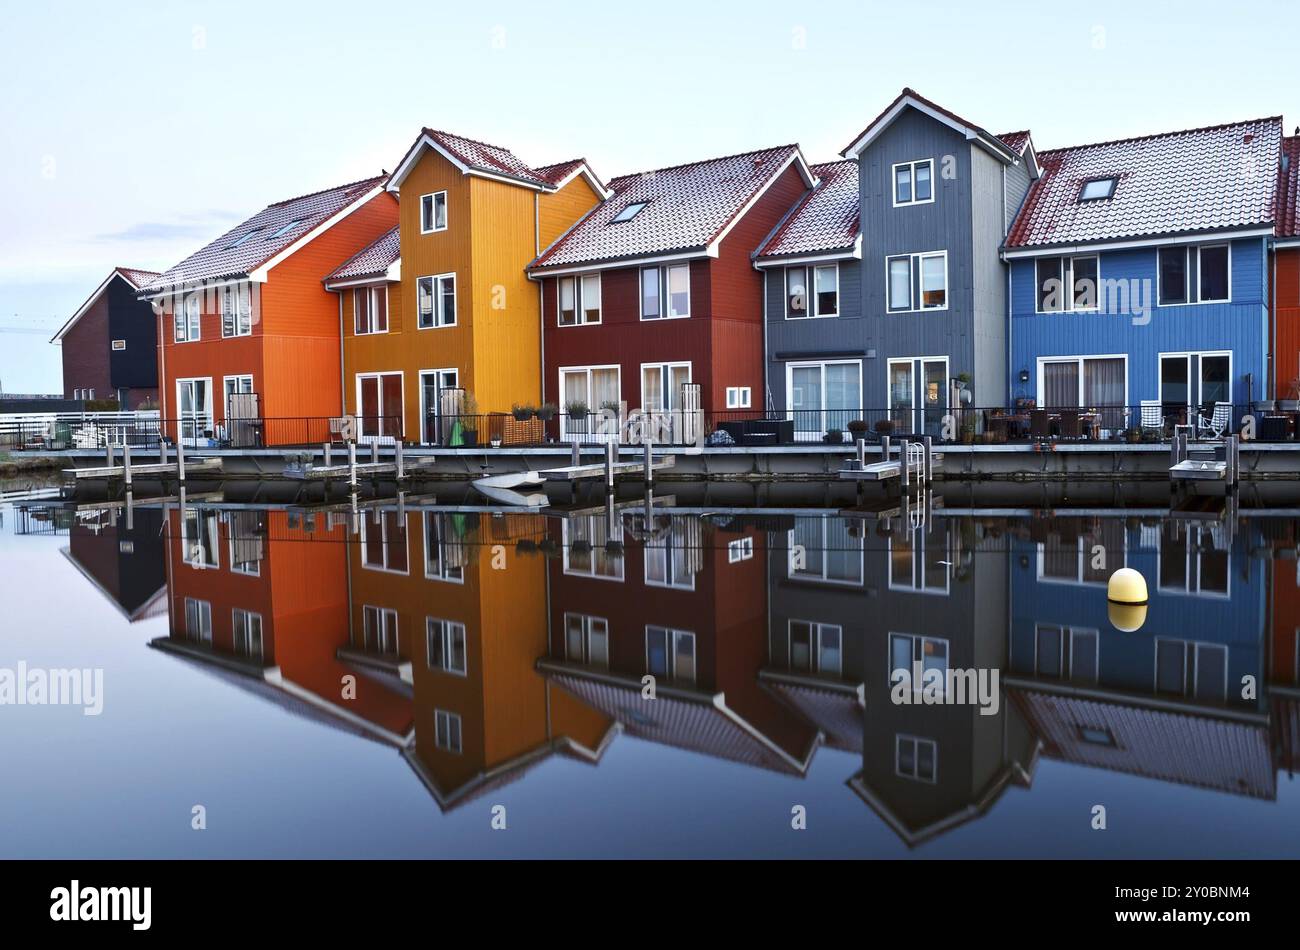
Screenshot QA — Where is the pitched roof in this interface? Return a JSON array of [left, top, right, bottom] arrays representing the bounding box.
[[529, 144, 812, 271], [325, 225, 400, 284], [51, 266, 162, 342], [998, 130, 1032, 154], [533, 158, 588, 187], [755, 160, 859, 260], [421, 128, 550, 187], [1277, 134, 1300, 239], [1006, 117, 1282, 249], [142, 175, 387, 292], [841, 87, 1018, 164]]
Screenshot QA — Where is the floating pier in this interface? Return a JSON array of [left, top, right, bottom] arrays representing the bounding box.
[[1169, 431, 1240, 487], [838, 436, 934, 488]]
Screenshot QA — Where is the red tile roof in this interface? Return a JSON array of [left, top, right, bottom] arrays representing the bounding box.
[[756, 160, 858, 259], [841, 87, 1017, 162], [1277, 134, 1300, 238], [142, 175, 387, 292], [1006, 117, 1282, 249], [534, 158, 587, 186], [116, 267, 161, 290], [423, 128, 550, 187], [998, 130, 1032, 155], [530, 145, 808, 271], [325, 225, 399, 283]]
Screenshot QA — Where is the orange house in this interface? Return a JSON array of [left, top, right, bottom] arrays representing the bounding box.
[[330, 130, 607, 445], [345, 507, 613, 807], [142, 176, 398, 446], [1275, 135, 1300, 398]]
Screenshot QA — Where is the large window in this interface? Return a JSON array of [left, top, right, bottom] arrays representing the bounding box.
[[361, 510, 409, 574], [362, 605, 399, 656], [787, 360, 862, 440], [1035, 255, 1099, 312], [417, 273, 456, 328], [893, 159, 934, 206], [182, 507, 219, 569], [184, 598, 212, 644], [886, 251, 947, 312], [1159, 352, 1230, 414], [221, 284, 252, 337], [420, 191, 448, 233], [1155, 639, 1228, 702], [559, 365, 620, 440], [785, 264, 839, 318], [888, 357, 947, 435], [1158, 523, 1229, 598], [889, 633, 948, 693], [562, 515, 624, 580], [640, 264, 690, 320], [558, 273, 601, 326], [354, 286, 388, 334], [564, 613, 609, 667], [789, 620, 843, 675], [423, 511, 465, 582], [788, 516, 863, 585], [232, 608, 264, 661], [434, 709, 463, 752], [1158, 244, 1230, 305], [1033, 624, 1099, 685], [426, 618, 467, 675], [888, 522, 950, 594]]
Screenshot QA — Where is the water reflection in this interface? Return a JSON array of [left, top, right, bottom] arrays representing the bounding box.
[[16, 488, 1300, 850]]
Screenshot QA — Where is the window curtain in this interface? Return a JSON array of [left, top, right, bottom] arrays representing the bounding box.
[[1083, 357, 1124, 431], [1042, 362, 1079, 409]]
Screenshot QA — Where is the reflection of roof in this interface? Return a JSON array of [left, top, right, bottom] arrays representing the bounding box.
[[1274, 694, 1300, 773], [1012, 688, 1275, 799], [763, 675, 863, 753], [540, 661, 819, 775], [60, 546, 166, 622], [148, 637, 414, 747], [402, 742, 558, 812]]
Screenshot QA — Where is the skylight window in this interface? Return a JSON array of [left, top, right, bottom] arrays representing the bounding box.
[[227, 228, 263, 248], [1079, 178, 1117, 201], [270, 218, 306, 238], [611, 202, 648, 223]]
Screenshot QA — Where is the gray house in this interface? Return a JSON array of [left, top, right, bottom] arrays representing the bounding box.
[[758, 90, 1039, 439]]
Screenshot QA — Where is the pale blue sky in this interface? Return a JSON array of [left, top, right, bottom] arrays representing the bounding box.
[[2, 0, 1297, 393]]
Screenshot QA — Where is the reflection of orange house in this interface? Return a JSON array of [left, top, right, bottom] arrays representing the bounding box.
[[151, 506, 413, 743], [538, 513, 819, 773], [1270, 543, 1300, 776], [346, 507, 613, 807]]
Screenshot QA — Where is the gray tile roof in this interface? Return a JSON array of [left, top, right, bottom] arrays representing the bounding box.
[[1006, 117, 1282, 248], [530, 145, 804, 270], [142, 175, 387, 291], [326, 225, 399, 282]]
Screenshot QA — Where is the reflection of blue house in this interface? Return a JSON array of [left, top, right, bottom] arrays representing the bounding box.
[[1005, 118, 1280, 421], [1006, 518, 1274, 798]]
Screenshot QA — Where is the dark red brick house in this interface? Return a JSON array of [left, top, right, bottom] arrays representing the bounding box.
[[527, 145, 817, 442], [52, 267, 161, 408]]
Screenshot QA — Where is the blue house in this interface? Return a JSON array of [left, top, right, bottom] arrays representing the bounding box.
[[1004, 118, 1282, 429]]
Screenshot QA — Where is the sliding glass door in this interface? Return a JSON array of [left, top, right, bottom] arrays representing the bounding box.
[[419, 369, 458, 445], [176, 378, 212, 447], [357, 372, 404, 441], [788, 360, 861, 441], [1040, 356, 1126, 431], [560, 366, 620, 442], [1159, 352, 1231, 418], [888, 358, 947, 435]]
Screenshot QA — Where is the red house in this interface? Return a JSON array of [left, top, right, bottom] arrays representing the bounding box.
[[527, 146, 817, 442], [1275, 134, 1300, 399], [52, 267, 161, 408]]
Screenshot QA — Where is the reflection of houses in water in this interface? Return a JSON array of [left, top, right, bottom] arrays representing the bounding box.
[[63, 505, 167, 621], [1262, 519, 1300, 777], [791, 513, 1039, 846], [150, 505, 415, 747], [347, 507, 616, 809], [1007, 516, 1276, 799], [539, 511, 821, 774]]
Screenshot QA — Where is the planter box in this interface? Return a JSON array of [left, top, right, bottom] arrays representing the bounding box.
[[502, 417, 543, 445]]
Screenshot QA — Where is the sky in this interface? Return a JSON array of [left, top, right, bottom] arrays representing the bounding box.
[[2, 0, 1298, 394]]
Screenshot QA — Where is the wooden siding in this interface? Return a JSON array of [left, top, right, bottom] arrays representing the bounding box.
[[1274, 247, 1300, 398], [61, 291, 113, 399], [538, 174, 601, 250]]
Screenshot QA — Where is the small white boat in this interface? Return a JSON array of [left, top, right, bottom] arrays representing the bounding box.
[[472, 471, 548, 507]]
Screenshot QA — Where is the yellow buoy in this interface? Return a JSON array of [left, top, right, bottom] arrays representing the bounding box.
[[1107, 567, 1148, 632]]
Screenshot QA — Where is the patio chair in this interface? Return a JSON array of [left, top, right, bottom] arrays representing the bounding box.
[[1057, 408, 1082, 440], [1195, 401, 1232, 439], [1139, 400, 1163, 436], [1029, 409, 1051, 441]]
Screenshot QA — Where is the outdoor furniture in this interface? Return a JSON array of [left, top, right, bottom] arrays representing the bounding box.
[[1140, 400, 1163, 436], [1057, 409, 1082, 440], [718, 418, 795, 445], [1260, 415, 1290, 442], [1196, 401, 1232, 439], [1029, 409, 1051, 440]]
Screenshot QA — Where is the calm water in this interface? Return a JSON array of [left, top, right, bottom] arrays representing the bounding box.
[[2, 480, 1299, 858]]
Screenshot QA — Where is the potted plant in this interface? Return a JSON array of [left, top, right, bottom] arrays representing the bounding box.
[[823, 428, 844, 444], [536, 402, 557, 422], [457, 392, 479, 447], [599, 399, 622, 418], [960, 415, 977, 444], [566, 400, 589, 421], [511, 403, 536, 421], [847, 419, 869, 440], [954, 372, 971, 391], [874, 418, 895, 436]]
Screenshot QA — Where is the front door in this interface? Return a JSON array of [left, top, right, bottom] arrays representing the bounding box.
[[420, 369, 458, 445], [176, 378, 212, 446], [888, 358, 947, 435], [641, 362, 691, 443]]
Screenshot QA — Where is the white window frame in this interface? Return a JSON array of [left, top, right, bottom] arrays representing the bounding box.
[[787, 619, 844, 675], [563, 612, 610, 668], [422, 510, 465, 583], [885, 251, 948, 313], [725, 386, 752, 409], [354, 370, 405, 442], [353, 285, 389, 335], [895, 734, 938, 783], [888, 632, 950, 695], [892, 158, 935, 207], [1034, 354, 1129, 411], [1031, 623, 1100, 685], [220, 284, 253, 337], [727, 536, 754, 563], [426, 617, 468, 676], [785, 515, 864, 587], [1035, 534, 1127, 588], [644, 531, 696, 591], [1033, 255, 1101, 314], [181, 506, 219, 570], [184, 597, 212, 644], [1156, 243, 1232, 307], [561, 515, 624, 581], [887, 522, 952, 595], [359, 511, 410, 575], [361, 605, 399, 656], [1153, 638, 1229, 701], [434, 709, 463, 753], [558, 364, 622, 442], [640, 263, 691, 321], [420, 191, 448, 234], [644, 625, 697, 685], [1156, 523, 1231, 599], [174, 294, 201, 343], [558, 273, 602, 327], [232, 608, 264, 661], [1156, 350, 1232, 413], [417, 273, 456, 329]]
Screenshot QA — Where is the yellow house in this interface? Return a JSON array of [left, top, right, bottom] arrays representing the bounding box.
[[327, 130, 607, 445]]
